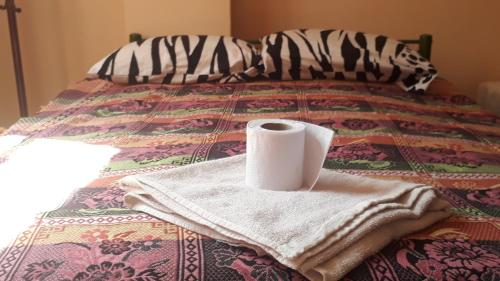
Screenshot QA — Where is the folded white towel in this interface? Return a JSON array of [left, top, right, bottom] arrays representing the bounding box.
[[120, 154, 449, 281]]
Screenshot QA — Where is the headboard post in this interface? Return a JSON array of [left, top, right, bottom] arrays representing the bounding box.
[[129, 33, 143, 43], [418, 34, 432, 60]]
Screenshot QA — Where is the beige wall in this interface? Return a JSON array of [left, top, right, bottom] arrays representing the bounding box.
[[57, 1, 125, 85], [0, 0, 231, 127], [17, 0, 70, 118], [124, 0, 231, 37], [0, 12, 19, 126], [232, 0, 500, 98], [2, 1, 498, 127], [0, 0, 125, 127]]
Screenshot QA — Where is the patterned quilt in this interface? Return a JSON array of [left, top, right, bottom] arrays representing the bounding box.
[[0, 78, 499, 281]]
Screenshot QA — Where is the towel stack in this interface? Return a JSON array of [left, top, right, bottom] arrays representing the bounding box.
[[121, 154, 449, 281]]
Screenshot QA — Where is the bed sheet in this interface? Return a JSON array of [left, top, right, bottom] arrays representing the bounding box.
[[0, 78, 499, 281]]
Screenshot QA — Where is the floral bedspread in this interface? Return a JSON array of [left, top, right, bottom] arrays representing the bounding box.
[[0, 78, 499, 281]]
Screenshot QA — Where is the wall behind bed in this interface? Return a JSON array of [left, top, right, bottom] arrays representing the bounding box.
[[0, 0, 125, 127], [0, 0, 231, 127], [231, 0, 500, 98], [2, 1, 498, 127], [0, 11, 19, 127]]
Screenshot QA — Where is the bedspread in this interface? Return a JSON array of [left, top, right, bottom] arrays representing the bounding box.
[[0, 78, 499, 281]]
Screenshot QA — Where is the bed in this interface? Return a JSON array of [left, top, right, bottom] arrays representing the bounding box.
[[0, 37, 499, 281]]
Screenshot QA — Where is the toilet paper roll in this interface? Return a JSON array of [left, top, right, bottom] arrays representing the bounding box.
[[245, 119, 334, 191]]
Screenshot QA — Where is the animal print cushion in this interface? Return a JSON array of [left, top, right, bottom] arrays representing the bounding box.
[[88, 35, 262, 84], [261, 29, 438, 93]]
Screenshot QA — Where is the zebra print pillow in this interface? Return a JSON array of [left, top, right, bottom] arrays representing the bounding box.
[[261, 29, 438, 93], [88, 35, 262, 84]]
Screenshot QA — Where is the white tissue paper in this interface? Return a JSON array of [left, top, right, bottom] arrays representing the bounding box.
[[245, 119, 334, 191]]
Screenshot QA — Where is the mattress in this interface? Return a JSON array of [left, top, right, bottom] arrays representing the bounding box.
[[0, 78, 498, 281]]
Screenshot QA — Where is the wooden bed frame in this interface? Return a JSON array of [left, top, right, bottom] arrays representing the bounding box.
[[128, 32, 433, 60]]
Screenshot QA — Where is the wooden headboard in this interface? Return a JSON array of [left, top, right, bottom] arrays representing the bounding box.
[[128, 32, 433, 60]]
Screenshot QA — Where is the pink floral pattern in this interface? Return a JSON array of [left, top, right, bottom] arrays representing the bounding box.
[[328, 143, 390, 162], [22, 260, 64, 281], [81, 229, 110, 243], [153, 119, 216, 133], [163, 100, 226, 111], [342, 119, 378, 130], [99, 238, 132, 255], [237, 99, 298, 113], [96, 100, 156, 116], [213, 246, 303, 281], [63, 126, 102, 136], [132, 238, 161, 252], [467, 189, 500, 206], [448, 111, 499, 125], [450, 95, 474, 105], [396, 120, 450, 133], [66, 261, 166, 281], [444, 268, 479, 281], [309, 99, 359, 109], [209, 141, 246, 159], [480, 268, 500, 281], [415, 258, 447, 280], [397, 239, 499, 281], [2, 79, 500, 281], [133, 143, 195, 164], [80, 188, 124, 209], [417, 147, 482, 168], [246, 99, 295, 109], [424, 240, 499, 271]]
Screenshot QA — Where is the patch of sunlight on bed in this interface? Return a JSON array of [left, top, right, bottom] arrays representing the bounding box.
[[0, 138, 120, 247], [0, 135, 26, 154]]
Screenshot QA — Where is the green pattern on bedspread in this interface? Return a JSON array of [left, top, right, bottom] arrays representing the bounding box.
[[0, 78, 499, 281]]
